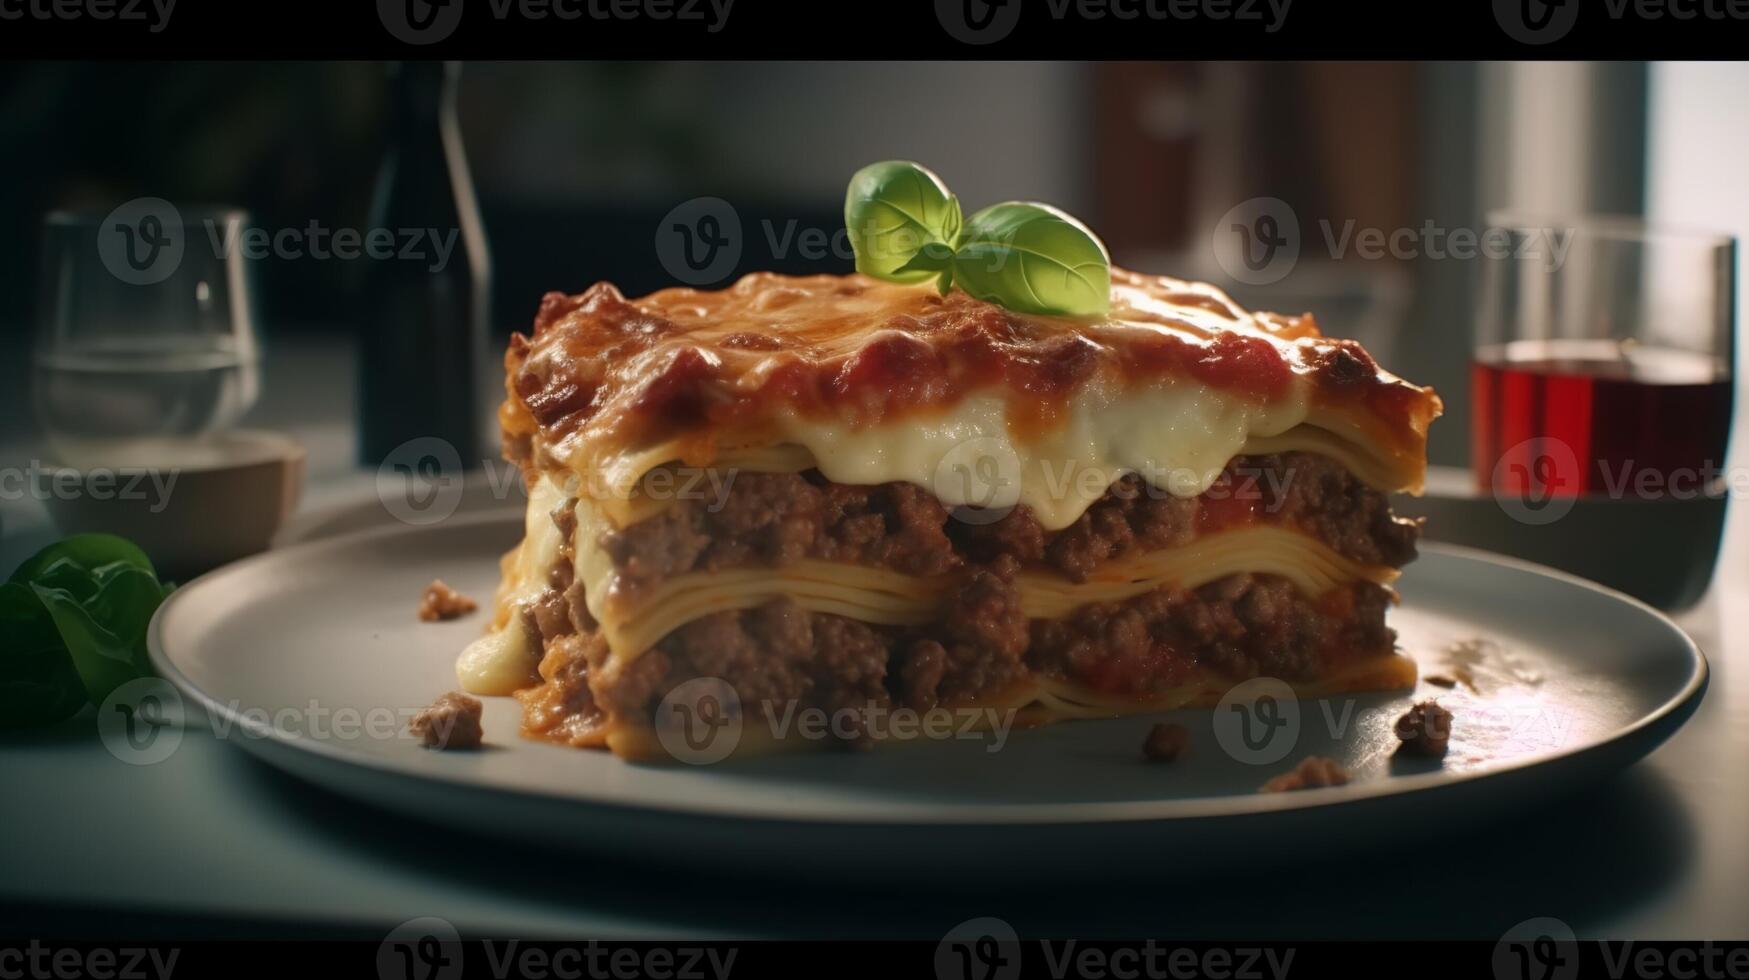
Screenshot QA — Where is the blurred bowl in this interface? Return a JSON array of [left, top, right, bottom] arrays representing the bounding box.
[[41, 430, 305, 580], [1399, 465, 1728, 611]]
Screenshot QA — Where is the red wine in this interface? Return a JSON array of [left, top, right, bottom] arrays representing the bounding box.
[[1472, 339, 1733, 498]]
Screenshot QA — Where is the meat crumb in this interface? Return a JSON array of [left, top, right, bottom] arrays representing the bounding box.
[[409, 692, 484, 750], [1394, 699, 1453, 758], [1142, 723, 1190, 762], [1260, 755, 1350, 792], [1423, 673, 1458, 688], [418, 580, 478, 622]]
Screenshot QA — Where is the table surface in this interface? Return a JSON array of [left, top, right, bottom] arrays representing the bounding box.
[[2, 340, 1747, 940]]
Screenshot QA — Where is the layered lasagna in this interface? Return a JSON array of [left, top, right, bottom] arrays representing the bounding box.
[[457, 268, 1441, 759]]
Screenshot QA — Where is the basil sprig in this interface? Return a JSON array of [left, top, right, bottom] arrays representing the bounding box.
[[953, 202, 1112, 316], [844, 160, 962, 286], [844, 161, 1111, 316], [0, 534, 175, 729]]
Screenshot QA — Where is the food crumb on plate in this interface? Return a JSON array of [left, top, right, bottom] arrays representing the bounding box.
[[1260, 755, 1350, 792], [1394, 699, 1454, 758], [417, 580, 478, 622], [1142, 722, 1189, 762], [409, 692, 485, 750]]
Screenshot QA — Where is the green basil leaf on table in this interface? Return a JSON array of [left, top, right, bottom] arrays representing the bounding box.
[[0, 533, 174, 727], [0, 582, 87, 730], [951, 202, 1112, 317], [31, 577, 153, 705], [844, 161, 962, 284], [8, 532, 154, 585]]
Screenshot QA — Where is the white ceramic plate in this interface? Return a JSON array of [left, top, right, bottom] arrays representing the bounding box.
[[148, 513, 1707, 877]]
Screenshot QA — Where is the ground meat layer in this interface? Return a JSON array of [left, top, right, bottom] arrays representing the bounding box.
[[518, 571, 1398, 748], [601, 451, 1418, 598], [1027, 573, 1395, 698], [521, 449, 1412, 748]]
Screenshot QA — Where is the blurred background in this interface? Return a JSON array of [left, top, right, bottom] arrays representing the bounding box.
[[8, 61, 1749, 943], [0, 60, 1743, 514]]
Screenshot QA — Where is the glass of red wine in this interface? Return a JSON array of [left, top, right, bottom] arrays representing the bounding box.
[[1473, 212, 1735, 607]]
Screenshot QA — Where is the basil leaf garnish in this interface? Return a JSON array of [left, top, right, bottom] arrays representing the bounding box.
[[844, 161, 962, 284], [843, 163, 1113, 317], [892, 241, 955, 276], [951, 202, 1111, 317]]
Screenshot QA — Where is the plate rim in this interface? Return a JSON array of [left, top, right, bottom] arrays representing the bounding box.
[[147, 513, 1710, 827]]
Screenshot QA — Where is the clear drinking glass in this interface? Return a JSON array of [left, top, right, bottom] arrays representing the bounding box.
[[33, 203, 261, 464], [1472, 211, 1736, 607]]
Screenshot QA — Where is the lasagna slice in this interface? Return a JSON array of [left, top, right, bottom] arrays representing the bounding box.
[[457, 269, 1441, 759]]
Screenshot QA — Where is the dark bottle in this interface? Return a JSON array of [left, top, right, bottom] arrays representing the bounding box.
[[357, 60, 492, 469]]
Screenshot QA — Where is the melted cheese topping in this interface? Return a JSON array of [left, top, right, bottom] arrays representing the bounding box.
[[593, 422, 1411, 530], [775, 385, 1314, 531], [586, 384, 1314, 532], [505, 269, 1441, 526]]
